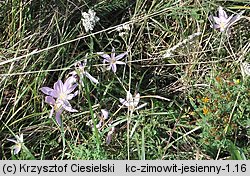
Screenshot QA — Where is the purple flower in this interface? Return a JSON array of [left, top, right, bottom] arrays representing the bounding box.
[[119, 91, 147, 111], [97, 47, 127, 73], [87, 109, 109, 130], [96, 109, 109, 129], [70, 59, 99, 84], [40, 76, 78, 125], [44, 96, 64, 125], [7, 134, 23, 155], [208, 6, 243, 32]]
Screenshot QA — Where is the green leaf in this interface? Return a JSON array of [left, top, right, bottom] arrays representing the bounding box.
[[228, 142, 247, 160]]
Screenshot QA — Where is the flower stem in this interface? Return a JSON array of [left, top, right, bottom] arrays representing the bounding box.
[[82, 76, 101, 151], [60, 120, 66, 160]]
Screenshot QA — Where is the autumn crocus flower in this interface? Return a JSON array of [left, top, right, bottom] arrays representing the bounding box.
[[70, 59, 99, 84], [208, 6, 243, 32], [87, 109, 109, 130], [40, 76, 78, 125], [97, 47, 127, 73], [119, 91, 147, 111], [43, 96, 64, 125], [7, 134, 23, 155], [96, 109, 109, 129]]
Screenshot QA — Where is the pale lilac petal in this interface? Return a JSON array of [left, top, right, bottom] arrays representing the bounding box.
[[63, 77, 78, 94], [64, 76, 73, 89], [7, 138, 18, 144], [111, 47, 115, 59], [103, 58, 111, 63], [213, 16, 222, 24], [40, 87, 54, 96], [16, 134, 23, 143], [103, 59, 107, 64], [62, 105, 78, 112], [106, 64, 112, 70], [53, 80, 63, 93], [64, 83, 77, 95], [115, 52, 127, 60], [55, 109, 63, 126], [208, 16, 217, 29], [126, 91, 133, 102], [101, 109, 109, 119], [66, 90, 78, 100], [208, 15, 214, 22], [133, 93, 140, 107], [14, 144, 21, 155], [116, 61, 126, 65], [61, 100, 78, 112], [218, 6, 228, 19], [15, 133, 23, 143], [97, 52, 111, 60], [111, 64, 117, 72], [119, 98, 126, 104], [63, 76, 77, 91], [226, 14, 234, 23], [66, 94, 75, 100], [84, 72, 99, 84], [119, 98, 129, 107], [73, 90, 78, 97], [212, 24, 220, 29], [45, 96, 55, 105], [228, 13, 242, 27], [49, 90, 59, 98]]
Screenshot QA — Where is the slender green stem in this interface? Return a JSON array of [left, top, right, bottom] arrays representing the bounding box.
[[82, 75, 101, 151], [127, 110, 134, 160], [127, 112, 130, 160], [60, 120, 66, 160]]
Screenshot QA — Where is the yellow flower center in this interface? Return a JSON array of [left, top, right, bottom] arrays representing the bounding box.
[[59, 93, 67, 100], [110, 57, 116, 64], [219, 22, 226, 30]]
